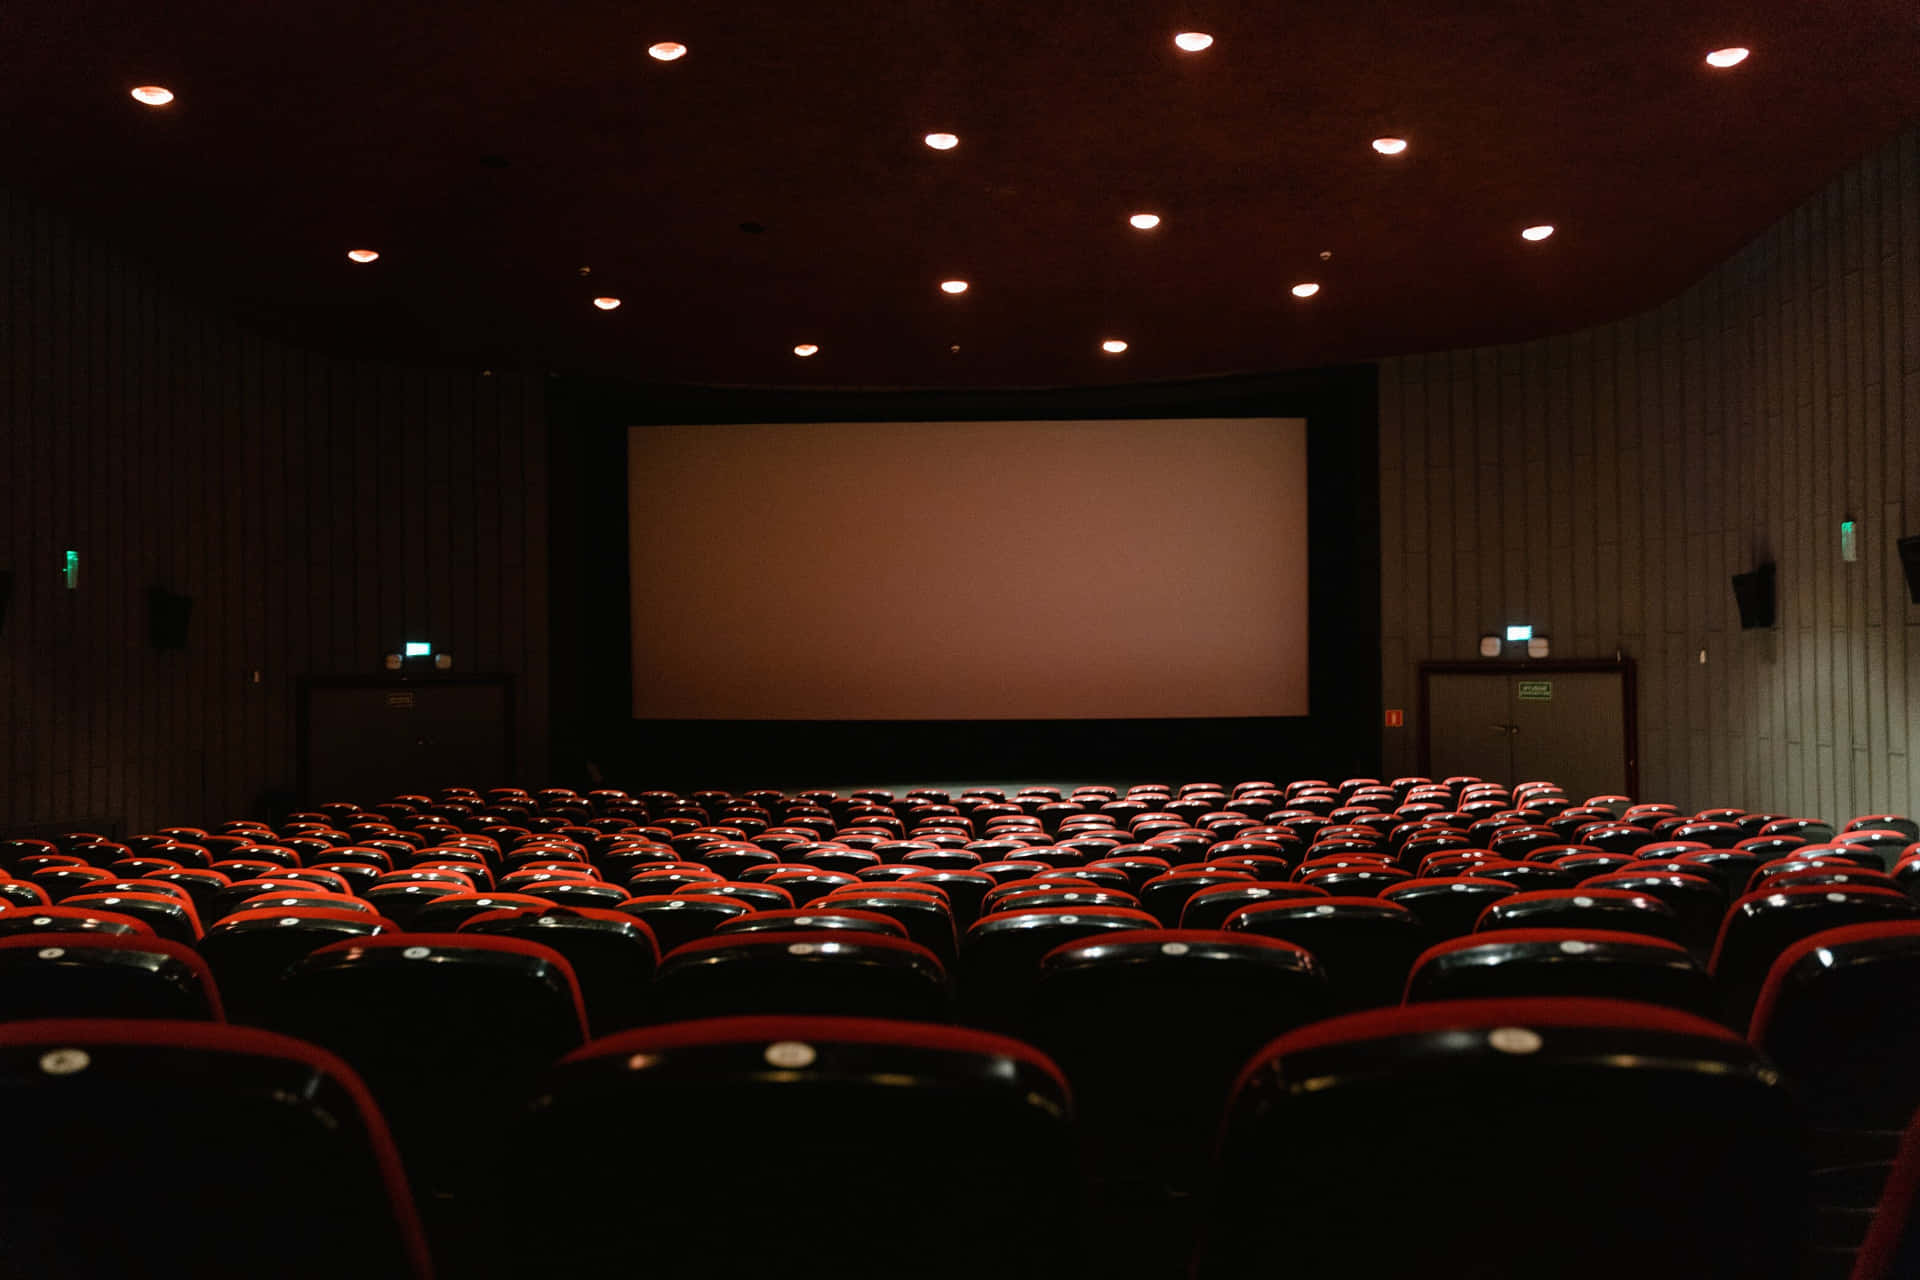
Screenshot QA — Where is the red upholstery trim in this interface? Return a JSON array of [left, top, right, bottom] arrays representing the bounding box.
[[306, 932, 588, 1039], [1710, 883, 1916, 970], [1222, 896, 1414, 929], [234, 893, 376, 917], [0, 1017, 431, 1278], [1578, 871, 1716, 891], [456, 904, 650, 930], [967, 905, 1159, 933], [820, 884, 951, 905], [991, 887, 1140, 913], [690, 883, 798, 907], [0, 907, 154, 934], [620, 894, 751, 912], [211, 907, 402, 934], [227, 879, 352, 896], [562, 1014, 1068, 1097], [902, 869, 993, 884], [1232, 996, 1745, 1099], [1381, 876, 1514, 897], [1747, 920, 1920, 1043], [1186, 881, 1327, 901], [1855, 1101, 1920, 1280], [717, 907, 908, 935], [63, 892, 204, 937], [1476, 886, 1667, 918], [1040, 928, 1313, 966], [664, 929, 942, 966], [0, 933, 226, 1018], [501, 871, 604, 886], [1415, 927, 1688, 961], [1407, 928, 1689, 996], [420, 892, 557, 913], [990, 877, 1102, 896], [1142, 871, 1258, 891]]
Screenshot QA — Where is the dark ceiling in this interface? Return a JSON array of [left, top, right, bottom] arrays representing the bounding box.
[[9, 1, 1918, 389]]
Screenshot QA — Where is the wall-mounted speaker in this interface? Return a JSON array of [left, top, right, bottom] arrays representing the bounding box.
[[148, 587, 193, 651], [1899, 535, 1920, 606], [1731, 563, 1776, 630]]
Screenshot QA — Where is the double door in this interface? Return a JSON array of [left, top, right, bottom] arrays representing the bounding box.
[[1420, 661, 1636, 802], [300, 675, 515, 802]]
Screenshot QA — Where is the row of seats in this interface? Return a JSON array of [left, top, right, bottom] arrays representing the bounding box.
[[7, 776, 1919, 1279], [14, 994, 1920, 1279]]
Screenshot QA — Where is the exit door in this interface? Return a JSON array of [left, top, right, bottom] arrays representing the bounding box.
[[1420, 661, 1637, 802]]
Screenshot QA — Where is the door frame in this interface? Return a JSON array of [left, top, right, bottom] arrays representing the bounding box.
[[1416, 659, 1638, 798]]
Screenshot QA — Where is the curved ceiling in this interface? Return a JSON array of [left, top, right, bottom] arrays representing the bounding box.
[[8, 0, 1918, 388]]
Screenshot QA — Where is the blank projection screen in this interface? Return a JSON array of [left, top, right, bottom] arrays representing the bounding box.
[[628, 418, 1309, 720]]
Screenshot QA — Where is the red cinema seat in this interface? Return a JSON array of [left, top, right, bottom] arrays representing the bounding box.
[[498, 1017, 1074, 1279], [654, 931, 950, 1022], [0, 934, 223, 1021], [1200, 999, 1806, 1280], [0, 1018, 430, 1278], [1404, 928, 1715, 1015]]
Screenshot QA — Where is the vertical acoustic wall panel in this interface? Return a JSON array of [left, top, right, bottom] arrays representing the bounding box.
[[1381, 124, 1919, 822], [0, 188, 549, 834]]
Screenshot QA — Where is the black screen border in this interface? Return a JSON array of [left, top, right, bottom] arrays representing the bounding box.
[[547, 365, 1380, 790]]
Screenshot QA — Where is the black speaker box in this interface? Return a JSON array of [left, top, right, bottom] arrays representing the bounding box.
[[148, 587, 193, 651], [1899, 535, 1920, 606], [1731, 564, 1776, 630]]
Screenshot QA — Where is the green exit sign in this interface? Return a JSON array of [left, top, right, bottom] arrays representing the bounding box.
[[1517, 681, 1554, 701]]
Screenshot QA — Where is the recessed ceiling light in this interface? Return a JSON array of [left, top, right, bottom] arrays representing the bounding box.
[[648, 42, 687, 61], [939, 280, 969, 294], [592, 296, 622, 310], [1705, 47, 1749, 68], [1101, 339, 1129, 353], [1291, 282, 1320, 298], [1173, 32, 1214, 52], [346, 249, 380, 264], [130, 85, 174, 106], [1371, 137, 1408, 155], [793, 343, 819, 357], [1521, 224, 1555, 242], [1129, 213, 1162, 229], [924, 132, 959, 151]]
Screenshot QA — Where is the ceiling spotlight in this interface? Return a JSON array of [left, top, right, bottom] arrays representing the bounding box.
[[1173, 32, 1214, 52], [592, 296, 622, 310], [924, 132, 959, 150], [130, 85, 174, 106], [1101, 339, 1129, 354], [1129, 213, 1162, 229], [1371, 137, 1408, 155], [346, 249, 380, 264], [1705, 47, 1749, 68], [1521, 224, 1555, 242], [648, 42, 688, 61], [1291, 282, 1320, 298], [793, 343, 819, 357], [939, 280, 969, 294]]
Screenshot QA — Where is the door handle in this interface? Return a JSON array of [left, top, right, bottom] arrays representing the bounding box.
[[1489, 723, 1518, 736]]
